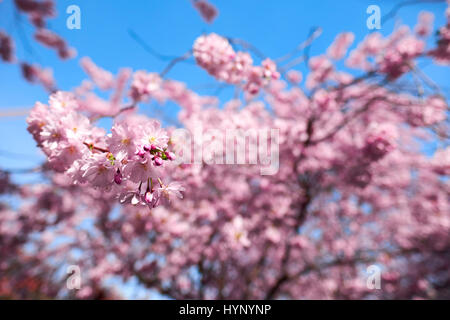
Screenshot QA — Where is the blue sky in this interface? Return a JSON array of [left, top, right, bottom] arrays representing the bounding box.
[[0, 0, 448, 175]]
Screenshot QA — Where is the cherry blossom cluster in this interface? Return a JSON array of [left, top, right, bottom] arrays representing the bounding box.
[[362, 123, 398, 162], [193, 33, 280, 94], [306, 55, 335, 89], [80, 57, 115, 90], [415, 11, 434, 37], [346, 27, 425, 79], [26, 92, 184, 210]]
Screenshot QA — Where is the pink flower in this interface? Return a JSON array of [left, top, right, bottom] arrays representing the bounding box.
[[327, 32, 355, 60], [129, 71, 163, 102], [363, 123, 398, 161], [49, 91, 78, 111], [80, 57, 114, 90], [306, 55, 333, 88], [153, 157, 163, 166], [377, 35, 424, 79], [223, 216, 250, 248], [165, 151, 176, 161], [122, 157, 152, 183], [406, 95, 447, 126], [312, 89, 337, 111], [144, 190, 154, 204], [108, 120, 139, 156], [138, 121, 169, 150], [155, 181, 185, 203], [286, 70, 302, 84], [193, 33, 236, 81], [27, 101, 50, 145], [193, 33, 279, 94], [262, 59, 280, 80], [415, 11, 434, 37]]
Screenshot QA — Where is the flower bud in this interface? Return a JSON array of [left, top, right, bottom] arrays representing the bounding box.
[[166, 151, 176, 160], [114, 170, 122, 185], [154, 157, 163, 166], [144, 191, 153, 203]]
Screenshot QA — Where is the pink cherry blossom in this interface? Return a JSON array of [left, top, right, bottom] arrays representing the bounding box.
[[327, 32, 355, 60]]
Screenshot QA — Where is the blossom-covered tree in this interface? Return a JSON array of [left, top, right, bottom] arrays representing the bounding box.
[[0, 0, 449, 299]]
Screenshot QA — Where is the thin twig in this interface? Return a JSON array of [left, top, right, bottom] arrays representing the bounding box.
[[276, 27, 322, 64], [83, 142, 109, 153], [159, 50, 193, 78]]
